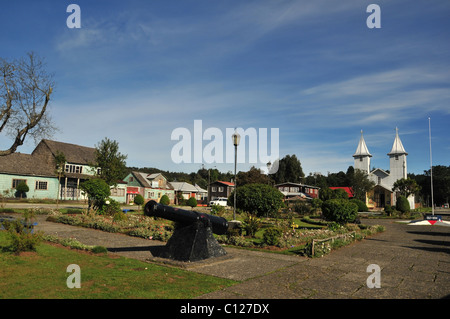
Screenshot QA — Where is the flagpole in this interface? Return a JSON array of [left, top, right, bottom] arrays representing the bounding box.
[[428, 117, 434, 216]]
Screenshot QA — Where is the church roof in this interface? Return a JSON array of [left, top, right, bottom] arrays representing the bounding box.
[[387, 128, 408, 156], [353, 131, 372, 158]]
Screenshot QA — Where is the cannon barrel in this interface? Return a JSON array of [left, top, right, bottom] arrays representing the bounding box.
[[144, 200, 229, 235]]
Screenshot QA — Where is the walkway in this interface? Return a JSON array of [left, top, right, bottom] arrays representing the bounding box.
[[33, 215, 450, 299]]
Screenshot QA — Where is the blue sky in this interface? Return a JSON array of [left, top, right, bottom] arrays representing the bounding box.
[[1, 0, 449, 176]]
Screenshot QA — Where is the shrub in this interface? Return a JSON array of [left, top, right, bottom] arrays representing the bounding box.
[[396, 196, 410, 214], [160, 194, 170, 205], [134, 194, 144, 207], [15, 181, 29, 198], [80, 178, 111, 211], [113, 211, 128, 222], [1, 213, 41, 253], [101, 198, 122, 216], [350, 198, 368, 212], [186, 197, 197, 209], [262, 227, 282, 246], [229, 183, 284, 218], [384, 205, 393, 216], [321, 199, 358, 224], [242, 214, 262, 238], [210, 204, 226, 215]]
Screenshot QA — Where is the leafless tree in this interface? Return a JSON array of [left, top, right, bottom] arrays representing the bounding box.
[[0, 52, 56, 156]]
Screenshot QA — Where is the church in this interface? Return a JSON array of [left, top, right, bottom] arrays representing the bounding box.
[[353, 128, 415, 210]]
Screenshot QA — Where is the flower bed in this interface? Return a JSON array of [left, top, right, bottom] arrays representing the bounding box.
[[46, 211, 173, 242], [45, 210, 384, 258]]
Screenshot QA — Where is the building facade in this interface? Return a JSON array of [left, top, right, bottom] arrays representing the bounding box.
[[353, 128, 414, 209]]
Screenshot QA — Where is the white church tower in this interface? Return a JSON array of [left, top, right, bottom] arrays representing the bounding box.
[[353, 130, 372, 174], [387, 127, 408, 183], [352, 128, 413, 210]]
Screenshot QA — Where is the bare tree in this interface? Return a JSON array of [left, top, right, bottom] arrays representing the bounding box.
[[0, 52, 56, 156]]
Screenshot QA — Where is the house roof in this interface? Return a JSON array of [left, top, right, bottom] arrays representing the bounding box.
[[131, 171, 172, 189], [194, 184, 207, 193], [211, 181, 235, 186], [33, 139, 96, 165], [170, 181, 199, 192], [275, 182, 320, 189], [0, 152, 55, 177], [330, 187, 354, 198], [0, 139, 98, 178], [353, 130, 372, 158]]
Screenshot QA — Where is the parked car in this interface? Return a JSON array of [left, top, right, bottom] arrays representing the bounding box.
[[209, 197, 228, 207]]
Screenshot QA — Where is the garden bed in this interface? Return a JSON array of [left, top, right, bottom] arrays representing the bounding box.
[[13, 208, 385, 258]]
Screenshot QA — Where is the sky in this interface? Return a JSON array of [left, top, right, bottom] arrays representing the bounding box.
[[1, 0, 449, 177]]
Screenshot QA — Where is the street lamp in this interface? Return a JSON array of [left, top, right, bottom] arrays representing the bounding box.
[[232, 131, 240, 221]]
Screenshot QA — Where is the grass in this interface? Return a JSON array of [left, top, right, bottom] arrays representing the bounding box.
[[0, 231, 237, 299]]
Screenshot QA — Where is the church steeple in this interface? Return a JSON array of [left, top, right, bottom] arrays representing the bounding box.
[[353, 130, 372, 173], [353, 130, 372, 158], [388, 127, 407, 180], [387, 127, 408, 156]]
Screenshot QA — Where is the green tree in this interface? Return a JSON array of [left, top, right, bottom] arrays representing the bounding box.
[[322, 199, 358, 224], [270, 155, 304, 184], [80, 178, 111, 212], [229, 183, 284, 218], [134, 194, 144, 211], [350, 169, 375, 201], [186, 197, 197, 209], [95, 137, 127, 186], [160, 194, 170, 205], [393, 178, 420, 198], [396, 196, 410, 214], [237, 166, 271, 186], [15, 182, 29, 199]]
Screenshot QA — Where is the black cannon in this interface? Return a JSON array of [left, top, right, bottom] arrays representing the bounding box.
[[144, 200, 229, 262]]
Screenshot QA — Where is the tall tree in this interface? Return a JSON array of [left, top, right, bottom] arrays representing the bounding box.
[[270, 154, 304, 184], [0, 52, 56, 156], [237, 166, 271, 186], [350, 169, 375, 201], [95, 138, 127, 186], [392, 178, 421, 198]]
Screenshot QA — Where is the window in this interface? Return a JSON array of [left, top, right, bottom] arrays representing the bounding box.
[[211, 187, 217, 192], [35, 181, 48, 190], [12, 179, 27, 188], [65, 164, 83, 174], [218, 187, 224, 192], [111, 188, 125, 197]]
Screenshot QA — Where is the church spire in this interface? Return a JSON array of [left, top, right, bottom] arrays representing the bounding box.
[[388, 127, 408, 156], [353, 130, 372, 158]]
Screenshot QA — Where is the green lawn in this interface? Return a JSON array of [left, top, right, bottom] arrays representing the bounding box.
[[0, 231, 237, 299]]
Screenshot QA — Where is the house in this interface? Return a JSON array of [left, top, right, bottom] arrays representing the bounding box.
[[353, 128, 414, 209], [0, 151, 59, 200], [123, 171, 174, 204], [274, 182, 320, 201], [170, 181, 206, 204], [0, 139, 128, 203], [329, 187, 354, 199], [32, 139, 98, 200], [0, 139, 100, 201], [209, 181, 235, 202]]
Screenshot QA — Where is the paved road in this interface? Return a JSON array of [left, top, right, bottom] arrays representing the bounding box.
[[30, 214, 450, 299]]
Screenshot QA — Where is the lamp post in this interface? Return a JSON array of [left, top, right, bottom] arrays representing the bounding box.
[[232, 131, 241, 221]]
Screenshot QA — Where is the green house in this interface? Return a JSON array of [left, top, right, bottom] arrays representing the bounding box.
[[123, 172, 174, 204], [0, 139, 126, 203]]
